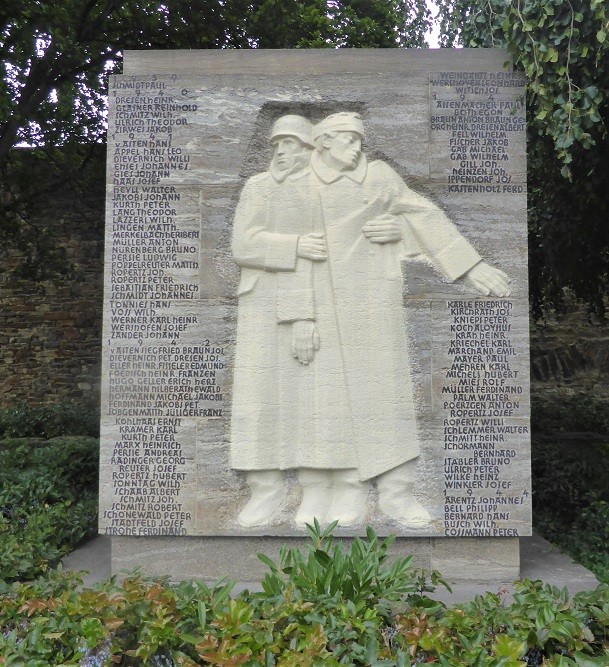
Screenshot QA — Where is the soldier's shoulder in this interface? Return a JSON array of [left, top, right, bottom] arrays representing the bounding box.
[[367, 159, 402, 181], [246, 171, 271, 184], [368, 159, 397, 173]]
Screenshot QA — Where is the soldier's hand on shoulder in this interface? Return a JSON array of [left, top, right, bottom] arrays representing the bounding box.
[[362, 214, 402, 244], [297, 233, 327, 261]]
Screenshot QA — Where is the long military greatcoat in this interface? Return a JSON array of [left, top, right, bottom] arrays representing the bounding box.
[[230, 154, 481, 480]]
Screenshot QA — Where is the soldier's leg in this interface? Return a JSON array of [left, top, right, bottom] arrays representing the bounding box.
[[237, 470, 285, 527], [295, 469, 333, 527], [377, 460, 430, 527], [327, 469, 370, 526]]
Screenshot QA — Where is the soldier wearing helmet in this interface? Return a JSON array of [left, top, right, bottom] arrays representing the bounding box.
[[231, 114, 328, 527]]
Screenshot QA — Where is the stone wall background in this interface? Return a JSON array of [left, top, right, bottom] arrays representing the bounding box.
[[1, 147, 607, 408], [0, 147, 105, 407], [531, 312, 609, 389]]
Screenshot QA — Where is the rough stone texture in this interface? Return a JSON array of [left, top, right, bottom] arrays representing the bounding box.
[[99, 48, 531, 588], [531, 308, 609, 386], [431, 537, 520, 582], [0, 65, 605, 421], [520, 534, 599, 595], [123, 48, 511, 76], [111, 534, 520, 583], [62, 535, 598, 604], [0, 148, 105, 407]]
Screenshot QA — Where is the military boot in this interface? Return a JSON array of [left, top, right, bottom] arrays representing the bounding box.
[[377, 461, 430, 527], [295, 469, 333, 527], [326, 469, 370, 526], [237, 470, 285, 527]]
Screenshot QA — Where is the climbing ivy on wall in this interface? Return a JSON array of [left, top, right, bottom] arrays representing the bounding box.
[[436, 0, 609, 316], [437, 0, 608, 174]]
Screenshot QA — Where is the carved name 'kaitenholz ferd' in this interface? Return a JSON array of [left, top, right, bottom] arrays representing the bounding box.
[[230, 112, 511, 529]]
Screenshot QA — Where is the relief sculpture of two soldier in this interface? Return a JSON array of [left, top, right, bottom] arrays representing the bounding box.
[[230, 112, 511, 529]]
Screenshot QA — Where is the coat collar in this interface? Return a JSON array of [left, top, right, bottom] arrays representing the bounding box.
[[311, 151, 368, 184], [270, 162, 311, 183]]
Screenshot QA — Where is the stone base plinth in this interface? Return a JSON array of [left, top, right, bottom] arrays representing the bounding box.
[[111, 536, 520, 585]]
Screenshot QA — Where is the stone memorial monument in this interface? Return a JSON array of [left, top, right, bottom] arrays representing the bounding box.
[[101, 49, 531, 582]]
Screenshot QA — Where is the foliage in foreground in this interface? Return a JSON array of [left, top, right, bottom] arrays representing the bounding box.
[[1, 524, 609, 666], [0, 436, 99, 582], [531, 391, 609, 583]]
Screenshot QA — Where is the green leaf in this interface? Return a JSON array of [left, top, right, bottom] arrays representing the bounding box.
[[493, 634, 527, 660], [365, 637, 379, 663], [571, 654, 607, 666], [584, 85, 599, 99], [197, 600, 207, 628], [258, 553, 279, 571], [313, 549, 332, 567]]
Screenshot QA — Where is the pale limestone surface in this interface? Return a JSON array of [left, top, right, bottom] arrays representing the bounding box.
[[123, 48, 510, 76], [100, 50, 531, 570], [231, 111, 511, 529], [110, 534, 519, 583], [65, 532, 599, 601]]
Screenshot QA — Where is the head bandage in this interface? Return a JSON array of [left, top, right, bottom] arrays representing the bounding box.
[[313, 112, 365, 141]]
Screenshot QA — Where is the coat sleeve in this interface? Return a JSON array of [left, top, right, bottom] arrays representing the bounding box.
[[232, 176, 300, 272], [276, 260, 316, 322], [384, 166, 482, 281]]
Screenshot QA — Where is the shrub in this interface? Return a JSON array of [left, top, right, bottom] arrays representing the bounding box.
[[529, 388, 609, 584], [0, 401, 100, 439], [531, 392, 609, 435], [531, 438, 609, 526], [531, 432, 609, 583], [0, 436, 99, 582], [252, 521, 450, 664], [0, 526, 608, 665], [393, 579, 609, 666]]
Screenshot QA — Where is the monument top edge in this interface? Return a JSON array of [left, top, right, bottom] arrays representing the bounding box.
[[123, 48, 512, 76]]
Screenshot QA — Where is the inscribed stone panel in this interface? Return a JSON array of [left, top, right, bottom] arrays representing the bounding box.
[[100, 61, 531, 538]]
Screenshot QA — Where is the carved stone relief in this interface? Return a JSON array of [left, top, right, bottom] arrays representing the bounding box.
[[230, 112, 511, 528], [100, 65, 531, 540]]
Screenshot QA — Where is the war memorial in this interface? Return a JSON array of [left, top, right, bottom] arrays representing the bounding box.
[[100, 49, 531, 583]]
